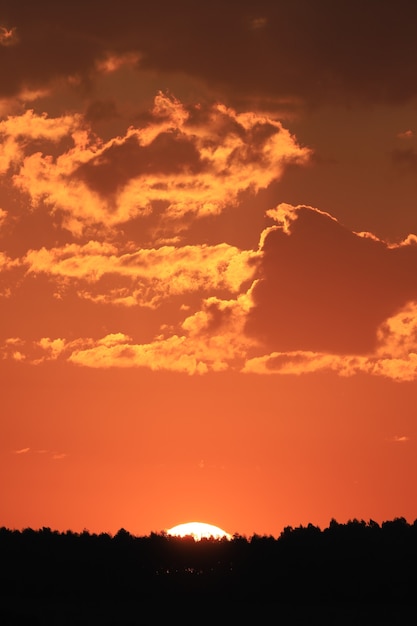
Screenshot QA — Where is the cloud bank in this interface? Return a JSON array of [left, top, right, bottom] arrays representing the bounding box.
[[3, 200, 417, 381], [2, 1, 417, 106]]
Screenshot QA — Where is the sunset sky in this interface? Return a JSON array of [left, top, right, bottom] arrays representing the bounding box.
[[1, 0, 417, 538]]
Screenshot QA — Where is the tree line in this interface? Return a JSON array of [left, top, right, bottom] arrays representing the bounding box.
[[1, 517, 417, 605]]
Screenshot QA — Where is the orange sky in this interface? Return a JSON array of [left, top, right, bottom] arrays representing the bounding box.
[[1, 0, 417, 538]]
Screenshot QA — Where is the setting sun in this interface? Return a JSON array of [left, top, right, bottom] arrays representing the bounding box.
[[167, 522, 232, 541]]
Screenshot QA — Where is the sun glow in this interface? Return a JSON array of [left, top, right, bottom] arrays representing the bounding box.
[[166, 522, 232, 541]]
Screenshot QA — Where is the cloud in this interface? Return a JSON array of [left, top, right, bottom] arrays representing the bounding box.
[[2, 289, 255, 374], [0, 208, 7, 227], [0, 136, 21, 174], [0, 26, 18, 47], [2, 337, 27, 361], [23, 240, 257, 307], [245, 204, 417, 355], [248, 17, 268, 30], [397, 130, 414, 139], [243, 350, 417, 382], [65, 293, 254, 374], [0, 86, 50, 119], [0, 109, 81, 176], [1, 336, 69, 364], [2, 1, 417, 107], [0, 250, 14, 270], [12, 446, 68, 459], [376, 302, 417, 358], [67, 333, 212, 374], [5, 202, 417, 380], [243, 299, 417, 382], [390, 435, 410, 443], [5, 292, 417, 380], [36, 337, 66, 360], [8, 94, 310, 236], [95, 52, 140, 75], [136, 1, 417, 106], [0, 108, 80, 142]]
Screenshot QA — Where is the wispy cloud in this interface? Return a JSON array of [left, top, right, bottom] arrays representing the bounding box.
[[0, 26, 18, 47], [12, 447, 67, 458], [397, 130, 414, 139], [22, 241, 256, 308]]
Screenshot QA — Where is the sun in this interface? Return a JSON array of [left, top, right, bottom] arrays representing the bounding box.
[[166, 521, 232, 541]]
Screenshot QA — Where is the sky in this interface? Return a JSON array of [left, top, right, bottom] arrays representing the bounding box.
[[1, 0, 417, 538]]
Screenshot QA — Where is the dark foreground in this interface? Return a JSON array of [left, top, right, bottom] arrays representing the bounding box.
[[1, 518, 417, 624], [1, 599, 416, 625]]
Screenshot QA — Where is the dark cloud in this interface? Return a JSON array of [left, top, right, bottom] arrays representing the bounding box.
[[75, 131, 205, 196], [85, 99, 119, 122], [245, 206, 417, 354], [2, 0, 417, 105]]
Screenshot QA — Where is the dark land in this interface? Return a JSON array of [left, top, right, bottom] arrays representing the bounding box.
[[1, 517, 417, 624]]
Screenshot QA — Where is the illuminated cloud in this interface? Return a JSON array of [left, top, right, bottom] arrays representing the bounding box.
[[36, 337, 66, 360], [4, 337, 22, 345], [0, 250, 13, 270], [243, 350, 417, 382], [0, 26, 18, 47], [243, 351, 360, 376], [96, 52, 140, 74], [0, 136, 21, 173], [68, 333, 212, 374], [1, 336, 69, 364], [8, 94, 310, 235], [369, 353, 417, 382], [23, 241, 256, 307], [0, 86, 50, 119], [0, 109, 82, 178], [0, 208, 7, 227], [0, 108, 80, 142], [2, 336, 27, 361], [64, 293, 254, 374], [2, 288, 255, 374], [397, 129, 414, 139], [12, 446, 67, 459], [376, 302, 417, 358]]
